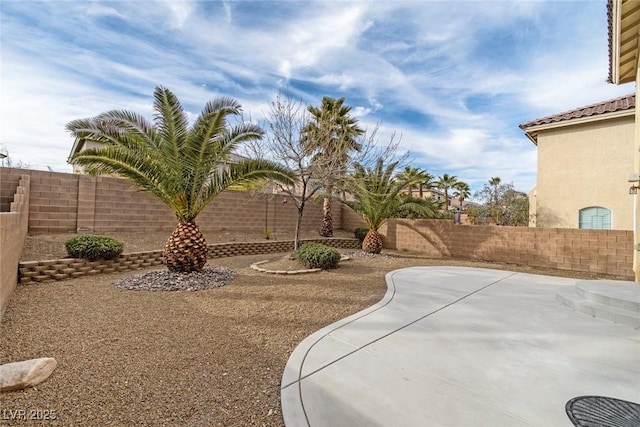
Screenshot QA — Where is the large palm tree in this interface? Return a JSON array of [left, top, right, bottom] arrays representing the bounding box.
[[66, 86, 296, 273], [437, 173, 459, 211], [303, 96, 364, 237], [345, 158, 431, 253]]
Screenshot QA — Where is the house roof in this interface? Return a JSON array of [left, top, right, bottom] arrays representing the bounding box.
[[519, 93, 635, 144], [608, 0, 640, 85]]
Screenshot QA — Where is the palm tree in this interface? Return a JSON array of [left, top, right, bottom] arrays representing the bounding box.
[[489, 176, 502, 224], [452, 181, 471, 208], [303, 96, 364, 237], [417, 170, 434, 199], [345, 158, 432, 253], [436, 173, 459, 211], [66, 86, 296, 273], [396, 166, 419, 197], [396, 166, 433, 198]]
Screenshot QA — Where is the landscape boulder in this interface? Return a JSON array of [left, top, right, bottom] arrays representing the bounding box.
[[0, 358, 57, 392]]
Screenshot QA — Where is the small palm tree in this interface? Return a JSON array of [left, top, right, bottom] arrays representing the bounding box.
[[345, 158, 431, 254], [452, 181, 471, 207], [437, 173, 459, 211], [67, 86, 296, 273], [396, 166, 432, 198], [303, 96, 364, 237], [417, 170, 434, 199], [489, 176, 502, 224]]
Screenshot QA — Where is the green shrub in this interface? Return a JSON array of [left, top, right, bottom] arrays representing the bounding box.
[[65, 235, 124, 261], [295, 242, 341, 269], [354, 228, 369, 242]]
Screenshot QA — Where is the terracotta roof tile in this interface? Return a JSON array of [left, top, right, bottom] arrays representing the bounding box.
[[519, 93, 635, 130]]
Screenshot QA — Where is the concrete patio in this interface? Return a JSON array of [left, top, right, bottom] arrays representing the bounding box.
[[281, 267, 640, 426]]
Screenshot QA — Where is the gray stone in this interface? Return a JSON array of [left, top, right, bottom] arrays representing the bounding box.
[[0, 358, 57, 392]]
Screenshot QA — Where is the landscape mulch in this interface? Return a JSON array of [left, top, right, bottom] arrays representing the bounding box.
[[1, 231, 596, 426]]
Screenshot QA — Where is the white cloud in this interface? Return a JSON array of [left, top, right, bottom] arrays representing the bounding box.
[[0, 0, 627, 190]]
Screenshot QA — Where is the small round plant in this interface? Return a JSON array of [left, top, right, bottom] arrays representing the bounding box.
[[65, 235, 124, 261], [295, 242, 341, 269]]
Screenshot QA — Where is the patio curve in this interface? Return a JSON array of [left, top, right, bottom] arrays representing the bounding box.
[[281, 266, 640, 426]]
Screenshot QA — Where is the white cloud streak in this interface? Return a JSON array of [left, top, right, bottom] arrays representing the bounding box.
[[0, 0, 629, 191]]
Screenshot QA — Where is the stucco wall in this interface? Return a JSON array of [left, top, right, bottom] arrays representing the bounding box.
[[0, 175, 30, 318], [535, 115, 635, 230]]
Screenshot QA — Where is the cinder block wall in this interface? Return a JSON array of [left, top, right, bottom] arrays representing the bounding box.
[[379, 219, 634, 279], [0, 168, 336, 235], [0, 174, 30, 318], [341, 205, 366, 231], [18, 238, 361, 284]]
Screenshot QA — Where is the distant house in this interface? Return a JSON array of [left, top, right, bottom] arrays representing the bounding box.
[[520, 94, 635, 230]]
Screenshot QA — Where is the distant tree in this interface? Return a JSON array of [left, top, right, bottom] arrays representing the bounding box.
[[418, 170, 435, 199], [452, 181, 471, 207], [397, 166, 434, 199], [489, 176, 501, 224], [500, 188, 530, 226], [303, 96, 364, 237], [436, 173, 459, 210], [474, 180, 529, 226], [396, 166, 423, 197], [0, 155, 30, 169]]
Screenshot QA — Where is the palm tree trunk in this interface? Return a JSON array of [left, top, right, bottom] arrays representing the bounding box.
[[319, 184, 334, 237], [319, 196, 333, 237], [164, 221, 208, 272], [362, 229, 383, 254]]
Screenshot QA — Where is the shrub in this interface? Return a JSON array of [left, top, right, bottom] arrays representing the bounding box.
[[295, 242, 341, 269], [354, 227, 368, 242], [65, 235, 124, 261]]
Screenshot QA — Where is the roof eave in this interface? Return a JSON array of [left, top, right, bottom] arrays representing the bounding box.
[[610, 0, 622, 84], [520, 109, 635, 145], [609, 0, 640, 85]]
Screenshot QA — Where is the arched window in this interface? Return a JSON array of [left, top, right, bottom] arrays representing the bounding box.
[[578, 207, 611, 230]]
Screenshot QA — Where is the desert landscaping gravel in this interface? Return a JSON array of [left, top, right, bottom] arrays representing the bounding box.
[[2, 231, 597, 426]]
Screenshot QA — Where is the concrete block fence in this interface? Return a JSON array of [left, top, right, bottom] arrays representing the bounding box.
[[0, 168, 337, 234], [377, 220, 635, 280], [18, 238, 361, 284], [1, 174, 30, 317]]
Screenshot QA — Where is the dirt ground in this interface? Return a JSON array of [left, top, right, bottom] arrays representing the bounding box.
[[2, 231, 596, 426]]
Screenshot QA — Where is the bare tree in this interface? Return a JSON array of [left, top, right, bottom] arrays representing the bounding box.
[[1, 155, 30, 169], [244, 93, 328, 251], [244, 93, 412, 250]]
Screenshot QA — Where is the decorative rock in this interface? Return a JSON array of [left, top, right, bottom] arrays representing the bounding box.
[[0, 358, 57, 392]]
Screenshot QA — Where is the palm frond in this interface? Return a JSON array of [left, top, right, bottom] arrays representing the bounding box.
[[67, 86, 296, 223]]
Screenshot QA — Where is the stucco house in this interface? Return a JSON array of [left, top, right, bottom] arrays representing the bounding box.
[[520, 94, 635, 230], [609, 0, 640, 279]]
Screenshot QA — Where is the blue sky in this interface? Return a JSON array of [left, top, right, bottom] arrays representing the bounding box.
[[0, 0, 634, 193]]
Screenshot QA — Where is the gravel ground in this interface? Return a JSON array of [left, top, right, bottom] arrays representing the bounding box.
[[2, 231, 597, 426]]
